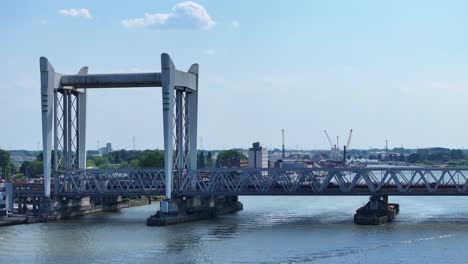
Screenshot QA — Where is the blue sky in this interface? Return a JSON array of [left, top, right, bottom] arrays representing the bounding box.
[[1, 0, 467, 150]]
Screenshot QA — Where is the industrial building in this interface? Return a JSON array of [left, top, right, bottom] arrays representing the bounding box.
[[99, 143, 113, 155], [275, 159, 315, 169], [248, 142, 269, 169], [220, 157, 248, 168]]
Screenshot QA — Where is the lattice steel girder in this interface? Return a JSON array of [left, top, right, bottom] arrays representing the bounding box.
[[58, 169, 166, 195], [54, 167, 468, 197], [178, 168, 468, 195]]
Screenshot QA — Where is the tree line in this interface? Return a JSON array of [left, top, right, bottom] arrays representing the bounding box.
[[1, 148, 248, 180]]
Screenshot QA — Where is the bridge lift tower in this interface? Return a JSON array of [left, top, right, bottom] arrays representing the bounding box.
[[40, 53, 199, 200]]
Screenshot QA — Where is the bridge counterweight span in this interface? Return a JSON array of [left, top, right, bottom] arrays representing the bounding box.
[[47, 167, 468, 197], [40, 53, 199, 199]]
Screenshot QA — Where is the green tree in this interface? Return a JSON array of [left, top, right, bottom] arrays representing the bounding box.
[[87, 156, 111, 168], [129, 159, 140, 168], [217, 150, 247, 161], [206, 151, 215, 168], [198, 151, 206, 168], [19, 160, 43, 178], [139, 150, 164, 168], [86, 159, 96, 168], [0, 149, 11, 168], [0, 149, 12, 179], [407, 153, 422, 163], [216, 149, 247, 167]]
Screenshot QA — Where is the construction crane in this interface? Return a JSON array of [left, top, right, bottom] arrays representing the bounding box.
[[343, 129, 353, 163], [324, 130, 338, 159], [324, 129, 353, 161], [346, 129, 353, 150]]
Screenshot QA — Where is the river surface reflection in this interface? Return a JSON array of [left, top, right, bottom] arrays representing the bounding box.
[[1, 196, 468, 263]]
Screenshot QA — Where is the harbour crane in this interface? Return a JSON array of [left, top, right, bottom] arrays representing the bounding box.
[[343, 129, 353, 162], [324, 130, 338, 159], [324, 129, 353, 160], [346, 129, 353, 150]]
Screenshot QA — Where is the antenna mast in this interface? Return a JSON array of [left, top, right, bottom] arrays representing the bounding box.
[[282, 129, 285, 159]]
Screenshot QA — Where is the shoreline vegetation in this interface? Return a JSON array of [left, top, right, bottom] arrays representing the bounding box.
[[1, 148, 467, 181]]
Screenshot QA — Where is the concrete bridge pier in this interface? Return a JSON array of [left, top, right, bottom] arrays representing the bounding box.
[[100, 196, 122, 212], [147, 196, 243, 226], [354, 195, 400, 225]]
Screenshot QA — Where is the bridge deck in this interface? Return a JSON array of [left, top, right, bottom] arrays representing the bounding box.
[[13, 167, 468, 197]]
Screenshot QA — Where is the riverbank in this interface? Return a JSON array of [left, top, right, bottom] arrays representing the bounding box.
[[0, 197, 153, 227]]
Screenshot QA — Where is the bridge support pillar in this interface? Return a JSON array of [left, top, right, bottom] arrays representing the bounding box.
[[37, 197, 58, 220], [354, 195, 400, 225], [147, 196, 243, 226], [101, 196, 122, 212]]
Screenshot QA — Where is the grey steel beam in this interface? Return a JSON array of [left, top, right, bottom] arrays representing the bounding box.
[[176, 90, 184, 171], [174, 70, 197, 91], [60, 73, 163, 88], [161, 53, 175, 199], [66, 91, 72, 169], [76, 67, 88, 169], [53, 90, 59, 196], [40, 57, 61, 198], [187, 64, 199, 172], [63, 91, 69, 169], [60, 71, 196, 91]]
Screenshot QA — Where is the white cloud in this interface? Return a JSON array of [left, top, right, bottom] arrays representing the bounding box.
[[204, 49, 215, 55], [121, 1, 215, 30], [231, 20, 240, 28], [59, 8, 93, 20], [40, 19, 48, 25]]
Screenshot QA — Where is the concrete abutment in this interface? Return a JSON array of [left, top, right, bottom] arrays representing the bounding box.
[[147, 196, 243, 226]]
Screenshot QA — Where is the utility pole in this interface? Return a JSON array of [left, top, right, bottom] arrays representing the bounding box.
[[337, 136, 340, 160], [282, 129, 285, 159], [133, 136, 136, 150], [385, 140, 389, 160]]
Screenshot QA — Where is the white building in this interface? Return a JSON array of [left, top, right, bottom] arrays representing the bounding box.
[[248, 142, 268, 169], [0, 182, 13, 218], [99, 143, 113, 155]]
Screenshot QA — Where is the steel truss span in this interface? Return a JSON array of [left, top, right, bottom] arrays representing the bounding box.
[[56, 167, 468, 196], [59, 169, 166, 196]]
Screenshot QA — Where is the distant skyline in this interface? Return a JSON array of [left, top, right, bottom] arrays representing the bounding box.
[[2, 0, 467, 151]]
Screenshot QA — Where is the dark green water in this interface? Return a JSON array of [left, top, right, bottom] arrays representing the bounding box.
[[1, 196, 468, 263]]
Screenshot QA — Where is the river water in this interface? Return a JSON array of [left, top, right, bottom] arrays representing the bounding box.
[[1, 196, 468, 264]]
